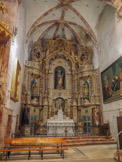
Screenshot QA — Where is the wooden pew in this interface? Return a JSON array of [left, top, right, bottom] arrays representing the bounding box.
[[3, 137, 68, 160]]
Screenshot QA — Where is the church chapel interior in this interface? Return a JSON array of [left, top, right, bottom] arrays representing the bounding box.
[[0, 0, 122, 160]]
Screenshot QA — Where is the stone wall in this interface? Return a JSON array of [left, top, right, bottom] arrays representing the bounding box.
[[97, 5, 122, 138], [5, 2, 26, 135], [0, 0, 17, 150], [0, 0, 26, 150]]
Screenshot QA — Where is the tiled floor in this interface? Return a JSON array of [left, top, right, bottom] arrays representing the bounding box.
[[1, 144, 117, 162]]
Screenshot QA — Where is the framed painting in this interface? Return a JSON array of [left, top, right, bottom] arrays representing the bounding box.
[[101, 56, 122, 103], [10, 59, 21, 102]]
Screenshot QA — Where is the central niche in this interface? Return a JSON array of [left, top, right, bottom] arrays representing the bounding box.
[[54, 66, 65, 89]]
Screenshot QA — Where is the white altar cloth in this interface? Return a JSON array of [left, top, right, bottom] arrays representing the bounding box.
[[47, 110, 75, 136]]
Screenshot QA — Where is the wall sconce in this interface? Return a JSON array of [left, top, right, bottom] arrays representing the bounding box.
[[13, 26, 18, 37], [12, 26, 18, 43]]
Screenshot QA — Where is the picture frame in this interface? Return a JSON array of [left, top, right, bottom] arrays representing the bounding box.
[[101, 56, 122, 103], [10, 59, 21, 102]]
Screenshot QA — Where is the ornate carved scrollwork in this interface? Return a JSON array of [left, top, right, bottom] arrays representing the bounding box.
[[44, 37, 77, 55], [31, 42, 43, 62], [78, 47, 93, 65]]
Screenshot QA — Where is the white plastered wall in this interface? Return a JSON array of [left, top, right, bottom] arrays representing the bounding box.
[[4, 2, 26, 135], [97, 5, 122, 139]]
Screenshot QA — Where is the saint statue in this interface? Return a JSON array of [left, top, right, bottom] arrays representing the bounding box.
[[57, 70, 63, 89], [55, 98, 65, 112], [83, 81, 89, 99], [55, 67, 65, 89], [92, 108, 100, 126], [30, 76, 39, 101], [21, 104, 29, 125]]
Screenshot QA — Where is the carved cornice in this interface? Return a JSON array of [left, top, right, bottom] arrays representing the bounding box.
[[0, 22, 12, 45], [114, 0, 122, 18], [109, 0, 122, 18], [0, 3, 12, 45], [99, 0, 122, 18], [0, 2, 8, 14]]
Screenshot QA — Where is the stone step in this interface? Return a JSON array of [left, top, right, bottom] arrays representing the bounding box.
[[62, 136, 116, 147], [63, 141, 116, 147], [65, 139, 115, 143], [63, 136, 113, 139]]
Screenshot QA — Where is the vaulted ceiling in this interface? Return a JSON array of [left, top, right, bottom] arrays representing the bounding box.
[[24, 0, 122, 47]]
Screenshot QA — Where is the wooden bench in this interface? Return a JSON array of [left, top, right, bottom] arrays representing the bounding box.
[[2, 137, 68, 160]]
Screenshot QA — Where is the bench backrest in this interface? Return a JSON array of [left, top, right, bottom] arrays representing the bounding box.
[[5, 137, 67, 145]]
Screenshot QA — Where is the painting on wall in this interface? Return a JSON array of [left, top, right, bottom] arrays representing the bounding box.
[[10, 59, 21, 102], [101, 56, 122, 103]]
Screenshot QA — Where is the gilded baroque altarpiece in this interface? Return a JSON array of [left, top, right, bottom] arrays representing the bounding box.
[[21, 38, 102, 135]]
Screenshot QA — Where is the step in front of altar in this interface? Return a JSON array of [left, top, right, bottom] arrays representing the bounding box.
[[62, 136, 116, 147]]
